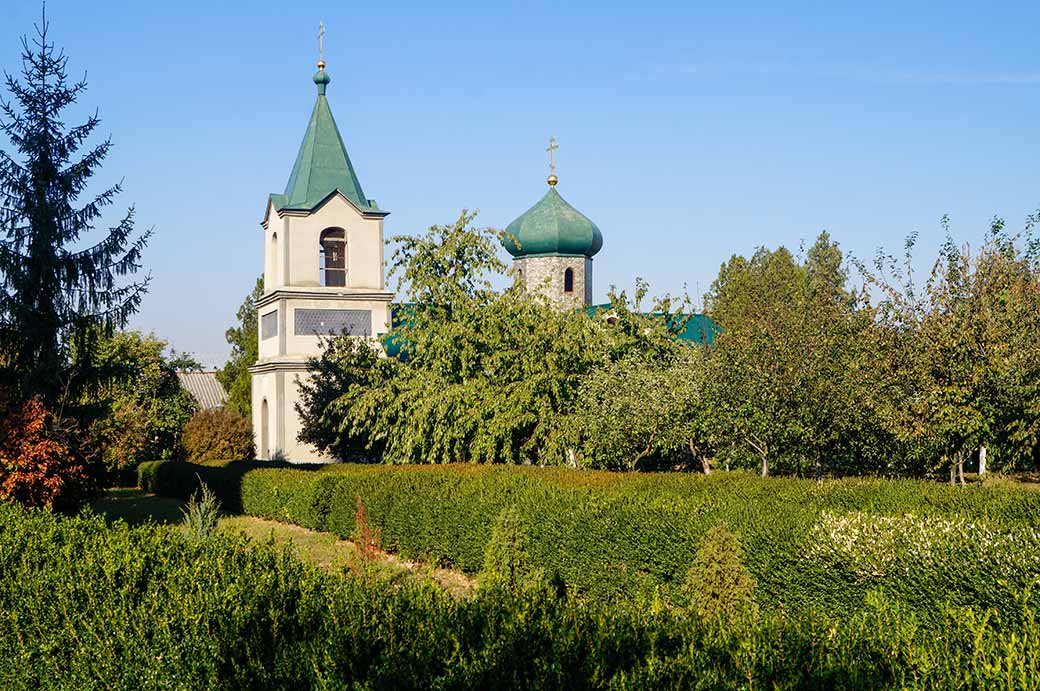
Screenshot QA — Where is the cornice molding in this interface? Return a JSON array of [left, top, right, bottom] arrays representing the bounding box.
[[255, 288, 395, 310], [248, 359, 313, 374]]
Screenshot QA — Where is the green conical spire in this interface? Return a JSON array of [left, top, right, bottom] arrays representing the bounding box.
[[272, 65, 384, 215]]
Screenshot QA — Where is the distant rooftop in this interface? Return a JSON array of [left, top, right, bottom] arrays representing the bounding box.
[[176, 371, 228, 410]]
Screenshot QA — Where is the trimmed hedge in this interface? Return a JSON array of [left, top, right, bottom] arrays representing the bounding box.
[[139, 459, 300, 512], [4, 501, 1040, 689], [141, 461, 1040, 622]]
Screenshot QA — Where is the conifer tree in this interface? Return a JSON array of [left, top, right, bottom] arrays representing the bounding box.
[[682, 523, 759, 627], [0, 14, 150, 403], [480, 506, 535, 594]]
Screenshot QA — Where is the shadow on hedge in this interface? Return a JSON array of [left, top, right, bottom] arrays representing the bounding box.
[[138, 459, 325, 513]]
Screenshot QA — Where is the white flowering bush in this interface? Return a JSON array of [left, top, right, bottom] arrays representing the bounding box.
[[805, 511, 1040, 582]]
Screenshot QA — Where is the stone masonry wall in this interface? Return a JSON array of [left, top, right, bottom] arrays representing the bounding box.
[[515, 256, 592, 310]]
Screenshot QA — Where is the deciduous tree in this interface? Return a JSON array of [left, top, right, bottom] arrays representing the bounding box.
[[218, 275, 263, 418]]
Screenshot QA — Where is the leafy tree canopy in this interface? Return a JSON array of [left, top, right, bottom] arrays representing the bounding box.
[[299, 211, 688, 466], [861, 215, 1040, 478], [82, 330, 197, 474], [217, 275, 263, 418], [300, 208, 1040, 478]]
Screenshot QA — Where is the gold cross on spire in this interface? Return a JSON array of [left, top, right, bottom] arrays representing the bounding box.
[[546, 135, 559, 186], [318, 21, 326, 68]]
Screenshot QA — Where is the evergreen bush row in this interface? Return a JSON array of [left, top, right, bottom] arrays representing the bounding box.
[[4, 501, 1040, 690], [141, 461, 1040, 622]]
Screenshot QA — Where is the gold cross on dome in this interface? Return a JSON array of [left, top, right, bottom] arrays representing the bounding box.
[[318, 21, 326, 63], [546, 136, 559, 176]]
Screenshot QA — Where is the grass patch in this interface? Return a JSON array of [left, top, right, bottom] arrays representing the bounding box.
[[90, 487, 186, 526], [91, 489, 475, 598]]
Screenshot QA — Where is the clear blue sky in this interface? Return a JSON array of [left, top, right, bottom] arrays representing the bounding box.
[[2, 1, 1038, 367]]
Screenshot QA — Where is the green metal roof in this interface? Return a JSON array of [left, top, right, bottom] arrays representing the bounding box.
[[383, 303, 714, 362], [584, 304, 717, 345], [502, 186, 603, 259], [272, 68, 385, 215]]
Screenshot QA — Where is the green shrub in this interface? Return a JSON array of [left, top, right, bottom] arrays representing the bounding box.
[[480, 506, 535, 594], [0, 502, 1038, 690], [682, 523, 759, 627], [139, 460, 1040, 625], [240, 468, 336, 530], [137, 459, 289, 513], [181, 408, 254, 462], [180, 480, 221, 541], [82, 331, 199, 476]]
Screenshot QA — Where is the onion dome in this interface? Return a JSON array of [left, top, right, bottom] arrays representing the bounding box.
[[313, 64, 331, 93], [502, 182, 603, 258]]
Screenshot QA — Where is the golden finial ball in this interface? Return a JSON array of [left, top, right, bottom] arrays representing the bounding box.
[[547, 174, 558, 187], [317, 59, 326, 70]]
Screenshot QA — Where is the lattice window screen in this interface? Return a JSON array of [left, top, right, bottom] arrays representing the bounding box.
[[294, 309, 371, 337], [261, 311, 278, 340]]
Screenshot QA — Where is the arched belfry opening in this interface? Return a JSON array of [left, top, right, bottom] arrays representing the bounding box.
[[319, 227, 346, 287], [563, 268, 574, 293]]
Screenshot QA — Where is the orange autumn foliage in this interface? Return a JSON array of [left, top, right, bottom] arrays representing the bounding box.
[[0, 395, 93, 509]]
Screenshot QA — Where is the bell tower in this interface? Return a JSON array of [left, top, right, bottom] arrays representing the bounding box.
[[250, 44, 393, 462]]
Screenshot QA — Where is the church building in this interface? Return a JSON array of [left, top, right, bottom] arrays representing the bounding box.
[[250, 56, 394, 462], [251, 49, 628, 462]]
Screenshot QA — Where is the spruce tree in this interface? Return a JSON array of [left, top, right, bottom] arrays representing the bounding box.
[[0, 14, 150, 404]]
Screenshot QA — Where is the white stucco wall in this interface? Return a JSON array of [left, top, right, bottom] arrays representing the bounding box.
[[256, 293, 391, 361], [251, 367, 330, 463], [264, 211, 290, 292], [253, 191, 392, 464]]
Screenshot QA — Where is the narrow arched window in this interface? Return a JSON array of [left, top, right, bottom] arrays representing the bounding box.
[[563, 268, 574, 293], [260, 399, 269, 459], [269, 232, 278, 286], [319, 228, 346, 287]]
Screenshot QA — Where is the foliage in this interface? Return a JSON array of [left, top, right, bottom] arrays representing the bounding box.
[[703, 233, 879, 478], [296, 335, 394, 461], [168, 350, 203, 371], [351, 495, 382, 572], [389, 208, 508, 308], [480, 506, 535, 595], [806, 510, 1040, 583], [143, 460, 1040, 626], [137, 459, 285, 513], [180, 478, 220, 541], [0, 393, 94, 509], [299, 211, 691, 466], [217, 275, 263, 419], [861, 216, 1040, 478], [2, 500, 1040, 690], [682, 523, 759, 627], [181, 408, 254, 462], [573, 344, 709, 471], [300, 209, 1040, 478], [82, 330, 197, 474], [0, 16, 150, 405], [299, 210, 592, 464]]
